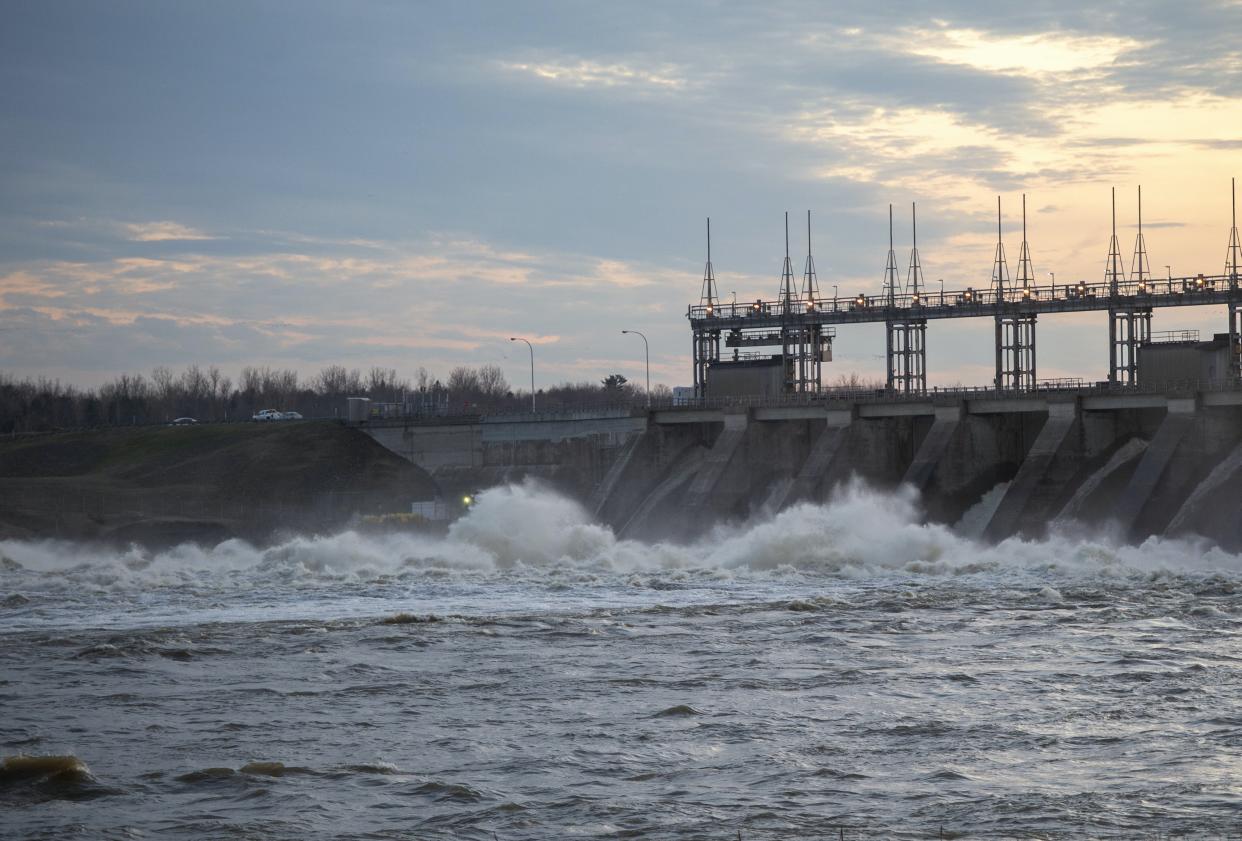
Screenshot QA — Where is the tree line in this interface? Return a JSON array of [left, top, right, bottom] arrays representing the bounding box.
[[0, 363, 667, 434]]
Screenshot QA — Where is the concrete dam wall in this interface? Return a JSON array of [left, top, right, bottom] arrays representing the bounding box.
[[360, 390, 1242, 548]]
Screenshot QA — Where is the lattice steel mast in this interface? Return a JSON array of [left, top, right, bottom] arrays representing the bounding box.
[[778, 212, 796, 314], [906, 202, 924, 300], [1016, 194, 1035, 294], [1227, 178, 1242, 379], [796, 210, 825, 392], [699, 217, 718, 310], [1107, 187, 1150, 384], [692, 217, 721, 397], [886, 202, 926, 393], [878, 205, 898, 309], [1227, 177, 1241, 287], [990, 196, 1010, 303], [1105, 187, 1125, 296], [997, 195, 1037, 391], [1130, 185, 1151, 290], [802, 210, 819, 307]]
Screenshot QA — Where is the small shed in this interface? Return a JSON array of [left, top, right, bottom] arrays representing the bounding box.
[[1137, 333, 1233, 387]]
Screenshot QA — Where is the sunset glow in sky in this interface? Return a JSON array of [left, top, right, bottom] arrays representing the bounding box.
[[3, 2, 1242, 390]]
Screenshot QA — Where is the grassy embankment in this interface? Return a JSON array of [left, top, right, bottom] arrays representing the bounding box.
[[0, 421, 437, 546]]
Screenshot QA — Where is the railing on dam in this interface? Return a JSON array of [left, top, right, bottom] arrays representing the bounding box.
[[352, 379, 1242, 427], [688, 273, 1242, 327]]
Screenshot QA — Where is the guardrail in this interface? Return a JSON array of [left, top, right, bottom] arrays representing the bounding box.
[[1148, 329, 1202, 343]]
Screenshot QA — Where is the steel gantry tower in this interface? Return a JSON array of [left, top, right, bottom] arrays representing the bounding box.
[[770, 211, 831, 394], [777, 212, 798, 391], [795, 210, 827, 393], [692, 217, 720, 398], [693, 212, 834, 398], [1108, 187, 1152, 385], [1228, 178, 1242, 378], [996, 196, 1038, 391], [886, 203, 927, 393]]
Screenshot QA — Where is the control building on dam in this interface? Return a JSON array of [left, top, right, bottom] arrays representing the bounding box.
[[358, 182, 1242, 549]]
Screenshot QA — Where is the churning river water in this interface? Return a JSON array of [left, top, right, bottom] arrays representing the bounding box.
[[2, 481, 1241, 840]]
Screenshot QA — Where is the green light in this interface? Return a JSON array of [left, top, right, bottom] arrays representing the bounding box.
[[462, 495, 473, 506]]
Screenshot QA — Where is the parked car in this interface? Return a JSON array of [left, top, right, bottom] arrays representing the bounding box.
[[170, 417, 198, 425], [252, 409, 282, 422], [281, 411, 304, 420]]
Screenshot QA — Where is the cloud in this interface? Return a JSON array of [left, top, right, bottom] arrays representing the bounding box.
[[0, 270, 66, 304], [0, 230, 703, 387], [1191, 138, 1242, 150], [4, 1, 1242, 389], [902, 27, 1144, 76], [123, 221, 216, 242], [499, 57, 688, 90]]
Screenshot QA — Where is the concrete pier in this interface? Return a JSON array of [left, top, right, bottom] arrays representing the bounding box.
[[589, 430, 647, 519], [681, 411, 749, 517], [1112, 397, 1197, 537], [766, 410, 852, 510], [902, 405, 963, 490], [983, 400, 1076, 541]]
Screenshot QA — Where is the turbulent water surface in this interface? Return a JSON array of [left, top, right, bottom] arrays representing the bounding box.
[[2, 482, 1241, 840]]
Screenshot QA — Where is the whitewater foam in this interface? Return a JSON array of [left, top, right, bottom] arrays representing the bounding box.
[[1, 479, 1240, 607]]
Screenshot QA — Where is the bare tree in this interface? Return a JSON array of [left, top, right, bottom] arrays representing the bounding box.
[[151, 366, 175, 419], [314, 364, 350, 395], [0, 359, 683, 432], [415, 366, 433, 390], [832, 372, 884, 390], [365, 367, 409, 401], [476, 364, 509, 399], [447, 366, 481, 397]]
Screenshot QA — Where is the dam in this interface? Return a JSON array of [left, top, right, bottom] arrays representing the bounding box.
[[359, 182, 1242, 547], [359, 382, 1242, 549]]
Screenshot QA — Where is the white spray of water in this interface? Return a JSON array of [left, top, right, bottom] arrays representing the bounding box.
[[1, 478, 1240, 595]]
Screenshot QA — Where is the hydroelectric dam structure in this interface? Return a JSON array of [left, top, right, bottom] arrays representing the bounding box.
[[690, 185, 1242, 397], [358, 182, 1242, 549]]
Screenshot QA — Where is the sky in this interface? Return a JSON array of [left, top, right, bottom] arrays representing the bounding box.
[[2, 0, 1242, 392]]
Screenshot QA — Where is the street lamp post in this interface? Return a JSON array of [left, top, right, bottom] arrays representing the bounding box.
[[509, 337, 535, 413], [621, 329, 650, 407], [938, 278, 944, 306]]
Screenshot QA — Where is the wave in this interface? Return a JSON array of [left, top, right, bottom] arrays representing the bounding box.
[[0, 755, 117, 803], [1, 479, 1239, 596]]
